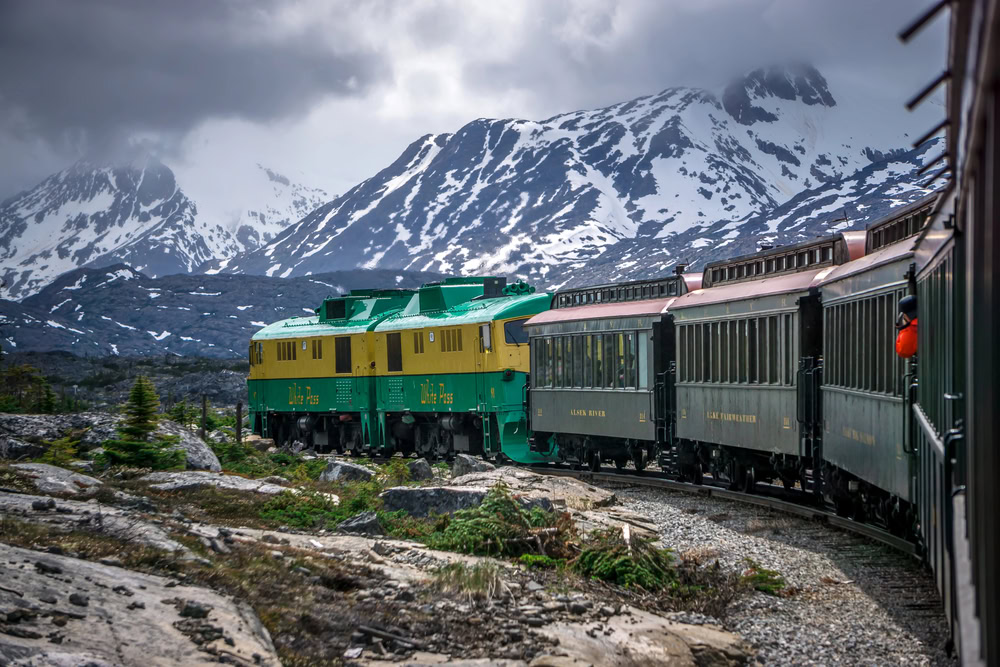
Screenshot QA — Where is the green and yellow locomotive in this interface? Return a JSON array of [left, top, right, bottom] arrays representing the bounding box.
[[248, 277, 557, 463], [247, 288, 413, 452]]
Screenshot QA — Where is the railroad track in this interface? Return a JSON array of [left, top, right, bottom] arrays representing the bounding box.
[[526, 464, 918, 557]]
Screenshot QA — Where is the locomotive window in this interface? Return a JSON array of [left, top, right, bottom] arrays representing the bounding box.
[[386, 333, 402, 373], [504, 318, 529, 345], [335, 337, 352, 374]]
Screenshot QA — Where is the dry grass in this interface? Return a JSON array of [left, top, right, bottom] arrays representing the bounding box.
[[433, 561, 510, 602]]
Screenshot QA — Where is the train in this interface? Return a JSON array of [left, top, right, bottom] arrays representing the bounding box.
[[248, 0, 997, 661]]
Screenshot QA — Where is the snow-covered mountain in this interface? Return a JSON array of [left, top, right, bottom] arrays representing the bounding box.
[[220, 65, 937, 286], [0, 158, 326, 300]]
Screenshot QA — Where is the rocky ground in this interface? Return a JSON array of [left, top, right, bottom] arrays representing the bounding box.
[[0, 461, 750, 667], [612, 484, 955, 666], [0, 412, 955, 666]]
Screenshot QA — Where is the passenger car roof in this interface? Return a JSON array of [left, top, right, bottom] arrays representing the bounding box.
[[525, 297, 675, 326], [669, 266, 834, 310]]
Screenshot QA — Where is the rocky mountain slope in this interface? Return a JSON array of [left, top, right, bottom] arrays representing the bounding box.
[[569, 142, 941, 285], [0, 264, 444, 358], [0, 158, 326, 300], [219, 65, 937, 288]]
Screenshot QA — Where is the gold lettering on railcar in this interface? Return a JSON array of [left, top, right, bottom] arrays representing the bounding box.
[[288, 383, 319, 406], [706, 411, 758, 424], [783, 416, 791, 430], [841, 426, 876, 446], [420, 381, 454, 405], [639, 411, 646, 423], [569, 409, 607, 418]]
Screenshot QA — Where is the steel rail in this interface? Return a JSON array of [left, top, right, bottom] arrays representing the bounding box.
[[526, 465, 918, 557]]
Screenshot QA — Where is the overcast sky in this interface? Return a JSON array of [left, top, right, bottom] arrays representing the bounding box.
[[0, 0, 947, 203]]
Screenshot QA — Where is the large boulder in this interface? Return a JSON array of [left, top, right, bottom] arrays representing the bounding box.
[[337, 511, 383, 536], [139, 471, 288, 495], [154, 420, 222, 472], [407, 458, 434, 481], [319, 460, 375, 483], [10, 463, 103, 496], [380, 485, 553, 518], [451, 453, 495, 478], [451, 467, 616, 510], [0, 412, 120, 452], [0, 542, 280, 666], [0, 434, 45, 460], [0, 413, 220, 471]]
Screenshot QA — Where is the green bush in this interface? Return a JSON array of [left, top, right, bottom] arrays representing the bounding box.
[[518, 554, 566, 570], [573, 528, 676, 591], [740, 559, 786, 595], [378, 509, 436, 541], [38, 436, 80, 467], [425, 483, 573, 557]]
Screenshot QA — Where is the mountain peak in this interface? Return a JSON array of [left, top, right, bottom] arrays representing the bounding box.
[[723, 64, 836, 125]]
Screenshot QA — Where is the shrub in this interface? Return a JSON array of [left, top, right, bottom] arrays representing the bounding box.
[[740, 559, 786, 595], [573, 527, 676, 591], [425, 483, 574, 558], [518, 554, 566, 570], [433, 562, 509, 601], [38, 436, 80, 467]]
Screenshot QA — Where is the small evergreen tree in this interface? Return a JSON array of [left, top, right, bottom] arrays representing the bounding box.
[[38, 383, 57, 414], [169, 399, 198, 428], [100, 376, 184, 470]]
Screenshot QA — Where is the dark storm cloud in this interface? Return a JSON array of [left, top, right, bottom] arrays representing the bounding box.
[[462, 0, 946, 116], [0, 0, 386, 156]]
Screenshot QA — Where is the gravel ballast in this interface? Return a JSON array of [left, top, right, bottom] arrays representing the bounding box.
[[609, 483, 954, 666]]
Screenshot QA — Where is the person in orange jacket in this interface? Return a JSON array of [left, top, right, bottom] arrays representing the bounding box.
[[895, 295, 917, 358]]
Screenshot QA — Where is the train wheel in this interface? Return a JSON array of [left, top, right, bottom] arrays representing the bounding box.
[[614, 456, 627, 472], [634, 449, 646, 473], [741, 466, 756, 493]]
